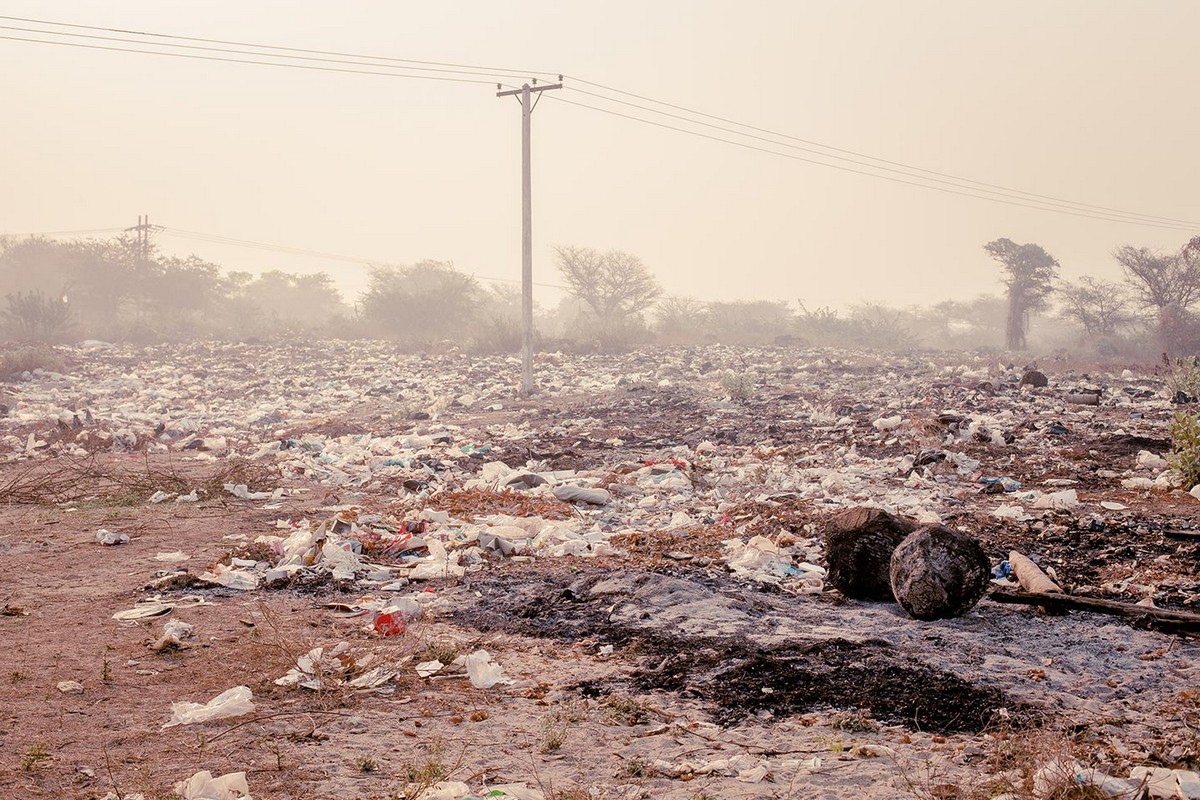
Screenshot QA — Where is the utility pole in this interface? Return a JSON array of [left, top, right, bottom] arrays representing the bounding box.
[[497, 79, 561, 396], [125, 214, 154, 321], [125, 214, 153, 263]]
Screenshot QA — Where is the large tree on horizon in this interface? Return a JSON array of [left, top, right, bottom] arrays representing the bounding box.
[[983, 237, 1059, 350]]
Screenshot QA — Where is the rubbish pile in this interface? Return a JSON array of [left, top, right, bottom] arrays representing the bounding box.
[[5, 342, 1200, 798]]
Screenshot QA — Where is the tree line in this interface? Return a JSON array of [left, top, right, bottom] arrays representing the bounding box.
[[3, 232, 1199, 355], [986, 235, 1200, 354]]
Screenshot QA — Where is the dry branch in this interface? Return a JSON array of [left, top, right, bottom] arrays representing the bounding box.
[[989, 588, 1200, 636]]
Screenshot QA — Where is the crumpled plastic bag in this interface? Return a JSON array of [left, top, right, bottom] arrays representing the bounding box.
[[414, 782, 471, 800], [96, 528, 130, 545], [174, 770, 252, 800], [459, 649, 513, 689], [199, 563, 260, 590], [1033, 489, 1080, 510], [408, 539, 465, 580], [224, 483, 271, 501], [163, 686, 255, 728]]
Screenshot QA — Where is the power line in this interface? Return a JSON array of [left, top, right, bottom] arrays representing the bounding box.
[[0, 34, 512, 86], [157, 227, 569, 290], [2, 15, 1193, 232], [562, 85, 1195, 228], [0, 14, 558, 81], [0, 226, 125, 237], [565, 75, 1199, 228], [547, 95, 1199, 233], [0, 23, 543, 83]]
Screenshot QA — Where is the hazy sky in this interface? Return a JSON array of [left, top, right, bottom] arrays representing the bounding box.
[[1, 1, 1197, 312]]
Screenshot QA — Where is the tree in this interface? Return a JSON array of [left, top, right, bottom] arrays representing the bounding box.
[[983, 238, 1059, 350], [2, 289, 73, 340], [1115, 244, 1200, 310], [653, 295, 708, 343], [1115, 241, 1200, 353], [1058, 277, 1135, 337], [359, 261, 481, 344], [554, 246, 661, 343], [704, 300, 794, 345]]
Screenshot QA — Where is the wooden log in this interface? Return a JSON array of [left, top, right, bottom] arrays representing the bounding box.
[[988, 589, 1200, 636], [889, 524, 991, 620], [823, 507, 916, 601], [1165, 529, 1200, 541]]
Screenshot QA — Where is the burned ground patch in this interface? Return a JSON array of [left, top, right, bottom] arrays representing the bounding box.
[[454, 564, 1016, 733]]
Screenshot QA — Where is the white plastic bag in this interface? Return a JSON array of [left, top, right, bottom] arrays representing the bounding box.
[[462, 649, 513, 689], [163, 686, 255, 728], [174, 770, 252, 799]]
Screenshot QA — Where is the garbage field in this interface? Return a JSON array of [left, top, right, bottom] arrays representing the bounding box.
[[2, 340, 1199, 800]]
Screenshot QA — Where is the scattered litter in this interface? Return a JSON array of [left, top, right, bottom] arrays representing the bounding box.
[[113, 601, 174, 621], [163, 686, 255, 728], [199, 563, 259, 590], [150, 619, 194, 652], [174, 770, 252, 800], [96, 528, 130, 546], [224, 483, 272, 501], [416, 660, 444, 678], [459, 649, 513, 689]]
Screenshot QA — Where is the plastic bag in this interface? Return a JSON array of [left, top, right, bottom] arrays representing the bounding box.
[[462, 649, 513, 689], [163, 686, 255, 728], [174, 770, 252, 800]]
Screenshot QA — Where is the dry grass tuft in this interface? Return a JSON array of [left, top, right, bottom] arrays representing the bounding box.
[[0, 343, 67, 380]]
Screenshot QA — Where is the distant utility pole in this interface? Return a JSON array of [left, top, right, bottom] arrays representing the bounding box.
[[125, 214, 153, 264], [125, 214, 154, 321], [497, 79, 561, 396]]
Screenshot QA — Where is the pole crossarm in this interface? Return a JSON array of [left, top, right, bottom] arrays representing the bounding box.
[[496, 82, 562, 98]]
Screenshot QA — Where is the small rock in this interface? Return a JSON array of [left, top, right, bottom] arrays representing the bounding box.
[[57, 680, 84, 694]]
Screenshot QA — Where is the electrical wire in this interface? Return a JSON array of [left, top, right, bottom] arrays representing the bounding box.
[[1, 14, 1193, 232], [564, 75, 1199, 227], [0, 34, 512, 86], [0, 23, 543, 83], [0, 14, 558, 80], [157, 227, 569, 290], [547, 95, 1199, 232], [563, 85, 1195, 228]]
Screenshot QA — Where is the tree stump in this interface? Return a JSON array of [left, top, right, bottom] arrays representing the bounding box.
[[889, 525, 990, 620], [824, 507, 917, 601]]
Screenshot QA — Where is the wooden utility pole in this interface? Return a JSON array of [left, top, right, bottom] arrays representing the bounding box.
[[125, 214, 154, 321], [497, 79, 561, 395]]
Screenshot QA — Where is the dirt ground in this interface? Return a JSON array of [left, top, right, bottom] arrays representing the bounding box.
[[1, 343, 1199, 799]]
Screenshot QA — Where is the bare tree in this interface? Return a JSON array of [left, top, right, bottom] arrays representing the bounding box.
[[1115, 244, 1200, 310], [1115, 241, 1200, 352], [554, 246, 661, 343], [1058, 276, 1135, 336], [983, 238, 1059, 350]]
